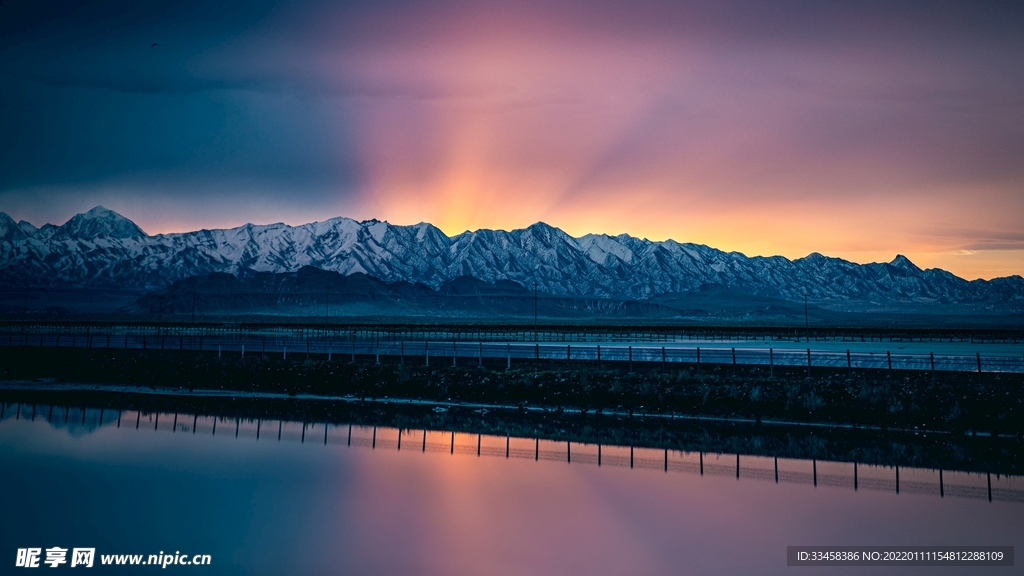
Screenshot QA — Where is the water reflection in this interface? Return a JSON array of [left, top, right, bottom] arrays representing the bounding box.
[[2, 401, 1022, 576], [3, 402, 1021, 505]]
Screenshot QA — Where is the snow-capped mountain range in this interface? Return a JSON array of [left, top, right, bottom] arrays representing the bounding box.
[[1, 206, 1021, 309]]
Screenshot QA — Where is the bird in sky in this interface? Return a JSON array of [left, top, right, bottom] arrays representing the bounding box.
[[150, 43, 158, 48]]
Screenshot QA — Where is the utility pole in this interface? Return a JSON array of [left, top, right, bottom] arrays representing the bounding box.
[[804, 293, 809, 342]]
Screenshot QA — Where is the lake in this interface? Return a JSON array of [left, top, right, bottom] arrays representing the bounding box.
[[1, 402, 1020, 575]]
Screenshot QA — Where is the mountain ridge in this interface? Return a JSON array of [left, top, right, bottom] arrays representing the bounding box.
[[129, 266, 839, 322], [1, 207, 1021, 312]]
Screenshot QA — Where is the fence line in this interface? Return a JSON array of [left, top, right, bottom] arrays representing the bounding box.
[[2, 330, 1023, 374], [3, 403, 1021, 503]]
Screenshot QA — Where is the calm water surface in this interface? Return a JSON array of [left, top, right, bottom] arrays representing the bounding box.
[[1, 408, 1020, 575]]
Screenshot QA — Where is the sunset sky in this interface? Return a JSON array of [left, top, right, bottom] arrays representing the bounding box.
[[1, 0, 1022, 280]]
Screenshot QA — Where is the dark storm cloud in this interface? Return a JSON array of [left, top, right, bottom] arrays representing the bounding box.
[[0, 0, 524, 200], [2, 0, 1021, 192], [0, 0, 368, 207]]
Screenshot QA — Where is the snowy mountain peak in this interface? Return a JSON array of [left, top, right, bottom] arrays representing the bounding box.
[[525, 221, 562, 236], [0, 212, 20, 240], [54, 206, 147, 240], [366, 220, 389, 243], [17, 220, 38, 236], [577, 234, 635, 265], [890, 254, 921, 272], [0, 208, 1021, 308]]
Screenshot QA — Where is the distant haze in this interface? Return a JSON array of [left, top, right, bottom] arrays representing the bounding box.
[[1, 0, 1022, 280]]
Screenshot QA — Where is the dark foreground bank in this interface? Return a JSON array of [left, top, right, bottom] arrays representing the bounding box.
[[3, 347, 1023, 436]]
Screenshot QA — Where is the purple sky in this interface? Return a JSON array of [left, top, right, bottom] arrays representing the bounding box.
[[1, 0, 1023, 279]]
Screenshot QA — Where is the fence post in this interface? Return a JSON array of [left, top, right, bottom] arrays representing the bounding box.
[[597, 345, 601, 365], [628, 346, 633, 372], [930, 352, 935, 379], [400, 341, 404, 365], [887, 351, 892, 374], [977, 353, 982, 374], [769, 348, 774, 377], [426, 342, 429, 366], [806, 348, 811, 377], [732, 347, 736, 365], [696, 347, 701, 373], [452, 342, 456, 367], [847, 349, 851, 373], [507, 343, 511, 369]]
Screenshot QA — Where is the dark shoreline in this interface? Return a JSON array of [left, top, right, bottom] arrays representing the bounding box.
[[3, 344, 1024, 475], [4, 347, 1023, 433]]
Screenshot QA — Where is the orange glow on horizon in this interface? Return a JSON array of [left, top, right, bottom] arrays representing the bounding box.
[[327, 13, 1022, 281], [8, 1, 1021, 282], [126, 185, 1023, 282]]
